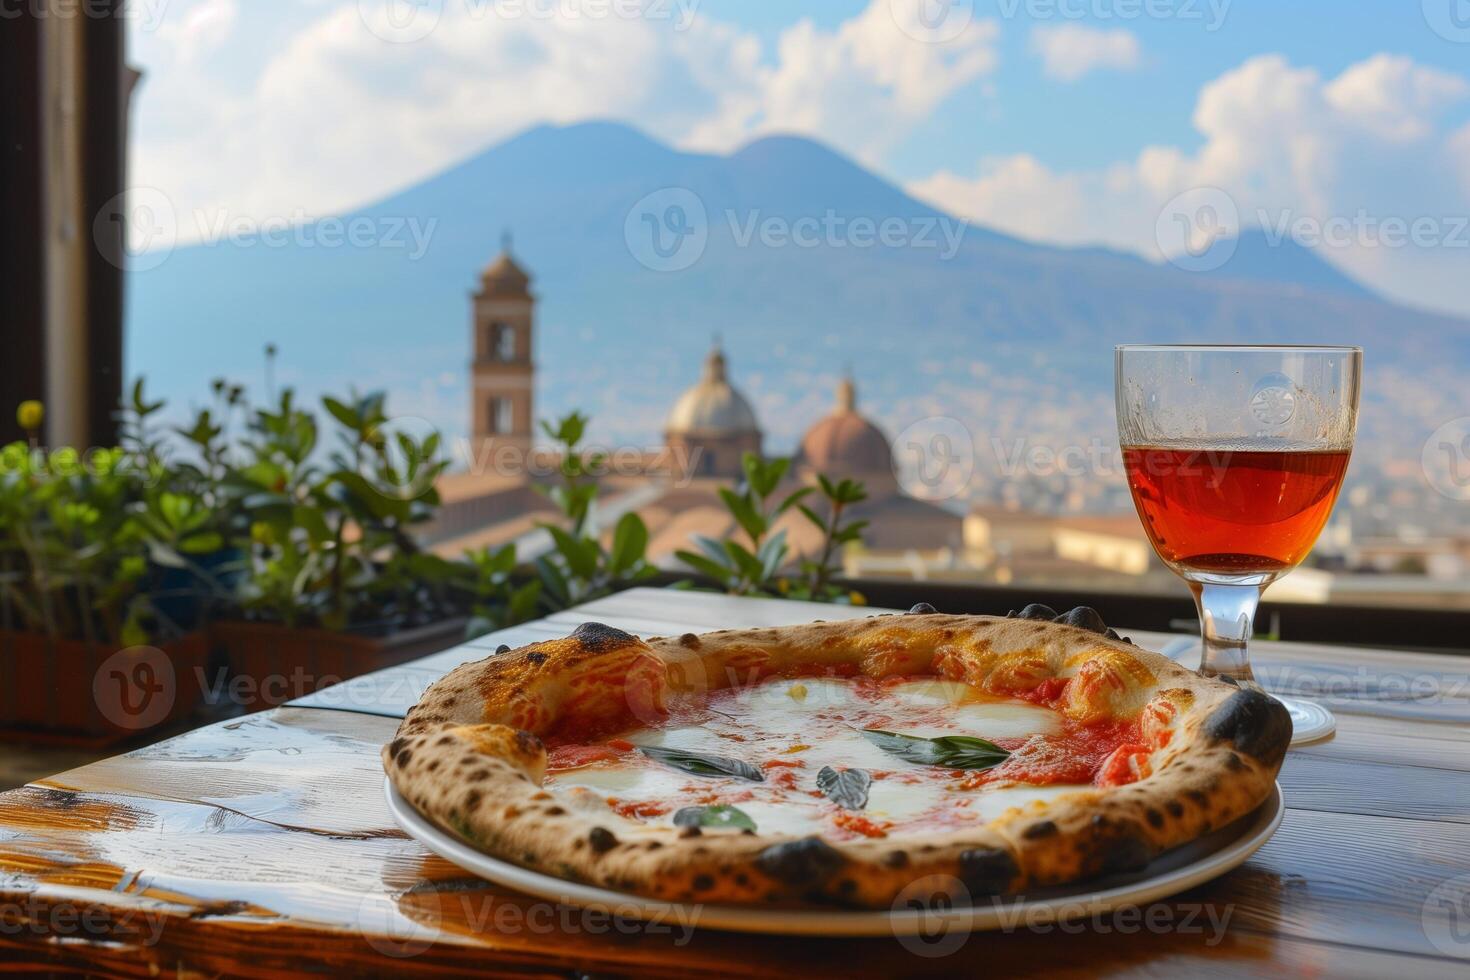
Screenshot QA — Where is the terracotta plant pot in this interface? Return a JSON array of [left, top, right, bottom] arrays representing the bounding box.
[[0, 630, 209, 746], [206, 618, 466, 713]]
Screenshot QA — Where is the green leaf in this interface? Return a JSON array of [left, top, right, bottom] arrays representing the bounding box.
[[534, 555, 572, 609], [608, 512, 648, 576], [178, 531, 225, 555], [774, 485, 813, 516], [322, 396, 360, 431], [816, 766, 871, 810], [675, 549, 732, 582], [718, 487, 765, 542], [292, 505, 333, 545], [639, 746, 764, 782], [672, 804, 757, 832], [544, 525, 598, 581], [860, 729, 1010, 770], [508, 580, 541, 623], [722, 540, 765, 582], [756, 528, 788, 579]]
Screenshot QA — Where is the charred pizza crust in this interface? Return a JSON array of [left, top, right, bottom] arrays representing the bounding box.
[[383, 606, 1289, 909]]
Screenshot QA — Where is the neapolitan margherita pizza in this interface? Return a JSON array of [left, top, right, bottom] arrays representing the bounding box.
[[383, 604, 1289, 908]]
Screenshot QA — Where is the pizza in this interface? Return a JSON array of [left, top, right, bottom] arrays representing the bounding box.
[[383, 604, 1289, 908]]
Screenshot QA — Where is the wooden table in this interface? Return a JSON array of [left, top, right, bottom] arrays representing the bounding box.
[[2, 588, 1468, 977]]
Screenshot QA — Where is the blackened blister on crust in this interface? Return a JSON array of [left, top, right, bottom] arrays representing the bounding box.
[[571, 622, 638, 652], [1009, 603, 1057, 621], [957, 847, 1019, 896], [1204, 688, 1293, 767], [757, 837, 845, 886], [1097, 832, 1153, 875], [514, 730, 543, 755], [907, 602, 938, 615], [1055, 606, 1108, 634]]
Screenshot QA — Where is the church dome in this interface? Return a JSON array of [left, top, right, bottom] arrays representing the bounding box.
[[666, 346, 761, 436], [798, 376, 893, 478]]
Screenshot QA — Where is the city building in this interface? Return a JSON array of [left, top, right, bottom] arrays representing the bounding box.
[[422, 249, 962, 573]]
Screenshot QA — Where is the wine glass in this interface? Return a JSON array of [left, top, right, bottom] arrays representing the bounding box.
[[1115, 345, 1361, 745]]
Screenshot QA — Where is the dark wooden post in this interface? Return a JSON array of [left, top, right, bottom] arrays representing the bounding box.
[[83, 0, 128, 447], [0, 4, 127, 447], [0, 11, 48, 444]]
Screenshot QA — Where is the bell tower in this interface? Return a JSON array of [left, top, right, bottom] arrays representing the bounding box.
[[471, 235, 535, 457]]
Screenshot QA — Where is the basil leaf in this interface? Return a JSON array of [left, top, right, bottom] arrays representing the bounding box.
[[816, 766, 871, 810], [638, 745, 765, 782], [860, 729, 1010, 770], [672, 804, 757, 832]]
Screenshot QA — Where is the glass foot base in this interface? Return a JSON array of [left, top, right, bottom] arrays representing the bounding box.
[[1277, 696, 1335, 746]]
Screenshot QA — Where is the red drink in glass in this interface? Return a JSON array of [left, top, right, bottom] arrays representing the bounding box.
[[1120, 447, 1351, 576]]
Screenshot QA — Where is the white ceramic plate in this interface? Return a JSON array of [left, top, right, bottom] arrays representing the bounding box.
[[384, 777, 1283, 937]]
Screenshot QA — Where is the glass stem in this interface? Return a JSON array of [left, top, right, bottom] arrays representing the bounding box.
[[1188, 580, 1262, 683]]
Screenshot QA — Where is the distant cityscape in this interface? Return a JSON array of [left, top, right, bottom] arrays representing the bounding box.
[[428, 245, 1470, 612]]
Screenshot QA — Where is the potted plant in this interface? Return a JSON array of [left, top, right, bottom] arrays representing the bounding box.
[[0, 407, 209, 743], [203, 387, 489, 710]]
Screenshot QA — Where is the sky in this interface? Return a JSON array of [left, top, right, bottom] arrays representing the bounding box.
[[127, 0, 1470, 316]]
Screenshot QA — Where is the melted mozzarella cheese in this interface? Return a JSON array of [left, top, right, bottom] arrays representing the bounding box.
[[543, 674, 1089, 840]]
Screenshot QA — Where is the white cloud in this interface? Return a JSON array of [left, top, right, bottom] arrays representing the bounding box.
[[1029, 24, 1140, 82], [155, 0, 238, 64], [678, 4, 998, 164], [909, 54, 1470, 315], [128, 0, 1000, 238]]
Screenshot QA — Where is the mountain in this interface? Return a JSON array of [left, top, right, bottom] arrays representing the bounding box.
[[1193, 230, 1376, 298], [126, 121, 1469, 468]]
